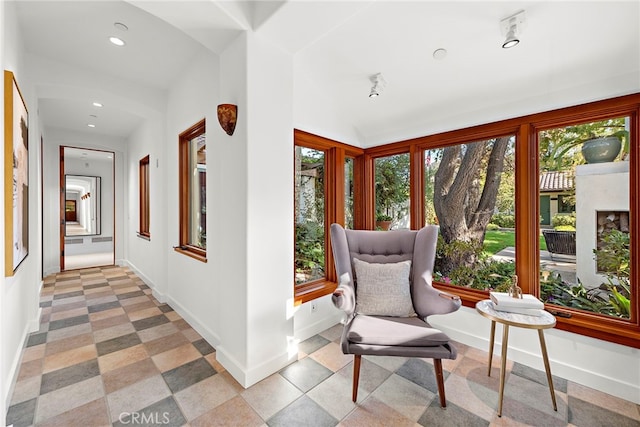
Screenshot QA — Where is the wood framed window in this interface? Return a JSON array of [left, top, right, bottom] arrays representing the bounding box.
[[138, 155, 150, 239], [293, 130, 363, 304], [370, 94, 640, 348], [296, 94, 640, 347], [176, 119, 207, 262]]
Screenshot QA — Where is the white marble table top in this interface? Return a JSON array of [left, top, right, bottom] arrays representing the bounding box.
[[476, 300, 556, 329]]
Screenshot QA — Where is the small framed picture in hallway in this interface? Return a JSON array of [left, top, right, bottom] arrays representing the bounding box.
[[4, 70, 29, 276]]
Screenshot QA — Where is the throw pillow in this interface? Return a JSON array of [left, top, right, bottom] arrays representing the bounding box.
[[353, 258, 416, 317]]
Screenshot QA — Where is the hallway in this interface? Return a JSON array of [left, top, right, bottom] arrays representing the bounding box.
[[6, 266, 640, 426]]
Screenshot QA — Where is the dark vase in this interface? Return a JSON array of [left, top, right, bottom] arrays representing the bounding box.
[[581, 136, 621, 164]]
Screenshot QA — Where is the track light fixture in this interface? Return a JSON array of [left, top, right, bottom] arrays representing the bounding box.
[[500, 10, 525, 49], [369, 73, 386, 98]]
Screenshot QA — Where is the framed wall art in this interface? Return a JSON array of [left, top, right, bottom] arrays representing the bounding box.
[[4, 70, 29, 276]]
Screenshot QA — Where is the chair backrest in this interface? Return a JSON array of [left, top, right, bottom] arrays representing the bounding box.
[[344, 228, 417, 283], [330, 223, 440, 317]]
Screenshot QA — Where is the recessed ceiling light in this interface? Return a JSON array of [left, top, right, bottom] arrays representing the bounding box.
[[109, 36, 126, 47], [92, 102, 103, 107], [87, 124, 96, 128], [114, 22, 128, 32]]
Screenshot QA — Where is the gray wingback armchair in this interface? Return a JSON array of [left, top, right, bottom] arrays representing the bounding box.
[[330, 223, 461, 407]]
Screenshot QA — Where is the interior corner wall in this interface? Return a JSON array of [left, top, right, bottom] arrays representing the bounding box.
[[1, 0, 42, 412], [213, 31, 297, 388], [213, 32, 250, 385], [243, 33, 296, 385]]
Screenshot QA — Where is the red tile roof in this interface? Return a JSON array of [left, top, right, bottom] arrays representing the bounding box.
[[539, 171, 573, 192]]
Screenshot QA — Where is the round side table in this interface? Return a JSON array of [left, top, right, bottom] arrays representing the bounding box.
[[475, 299, 557, 417]]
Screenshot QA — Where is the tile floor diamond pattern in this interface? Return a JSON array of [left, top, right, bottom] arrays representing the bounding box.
[[6, 265, 640, 426]]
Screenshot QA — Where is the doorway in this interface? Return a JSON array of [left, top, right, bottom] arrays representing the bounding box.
[[60, 146, 115, 270]]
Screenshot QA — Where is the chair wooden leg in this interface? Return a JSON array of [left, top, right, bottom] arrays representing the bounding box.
[[434, 359, 446, 408], [352, 355, 361, 402]]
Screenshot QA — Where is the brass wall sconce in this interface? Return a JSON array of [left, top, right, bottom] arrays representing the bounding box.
[[217, 104, 237, 136]]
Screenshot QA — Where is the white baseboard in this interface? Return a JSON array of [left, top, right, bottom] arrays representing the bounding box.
[[44, 266, 60, 277], [5, 319, 33, 411], [215, 344, 295, 389], [163, 294, 221, 351]]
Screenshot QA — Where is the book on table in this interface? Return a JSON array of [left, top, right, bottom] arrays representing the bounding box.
[[489, 292, 544, 316], [489, 292, 544, 314], [491, 305, 544, 316]]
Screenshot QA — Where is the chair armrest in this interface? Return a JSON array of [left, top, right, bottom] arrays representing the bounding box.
[[332, 282, 356, 316], [413, 273, 462, 317]]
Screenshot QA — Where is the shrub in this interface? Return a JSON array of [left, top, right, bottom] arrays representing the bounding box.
[[486, 223, 499, 231], [552, 213, 576, 228], [294, 222, 324, 279], [554, 225, 576, 231], [435, 237, 515, 291], [490, 213, 515, 228]]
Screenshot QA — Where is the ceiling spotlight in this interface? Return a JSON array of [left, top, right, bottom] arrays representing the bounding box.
[[502, 27, 519, 49], [109, 36, 126, 47], [369, 73, 386, 98], [500, 10, 525, 49], [92, 102, 103, 107], [87, 124, 96, 128]]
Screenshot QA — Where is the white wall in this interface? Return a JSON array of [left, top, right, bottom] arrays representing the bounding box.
[[1, 0, 42, 412], [576, 161, 629, 287], [1, 0, 7, 415], [293, 67, 363, 146], [125, 116, 167, 295], [244, 33, 295, 384], [162, 47, 225, 362]]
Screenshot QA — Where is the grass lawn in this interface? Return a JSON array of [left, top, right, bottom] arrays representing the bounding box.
[[483, 229, 547, 256]]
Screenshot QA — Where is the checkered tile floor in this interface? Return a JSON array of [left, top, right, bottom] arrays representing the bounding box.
[[6, 266, 640, 426]]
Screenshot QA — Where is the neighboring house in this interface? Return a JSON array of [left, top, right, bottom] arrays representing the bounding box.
[[539, 170, 575, 226]]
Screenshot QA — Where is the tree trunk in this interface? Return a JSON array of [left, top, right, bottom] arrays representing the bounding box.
[[433, 137, 511, 272]]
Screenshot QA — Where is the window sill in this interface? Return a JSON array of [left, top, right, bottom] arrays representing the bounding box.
[[174, 246, 207, 263], [294, 280, 337, 305], [136, 232, 150, 241]]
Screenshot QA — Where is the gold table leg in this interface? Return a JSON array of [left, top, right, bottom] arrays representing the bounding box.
[[498, 324, 509, 417], [538, 329, 557, 411], [487, 321, 496, 376]]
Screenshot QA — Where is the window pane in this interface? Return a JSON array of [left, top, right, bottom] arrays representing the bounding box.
[[539, 117, 631, 319], [189, 134, 206, 249], [375, 153, 410, 230], [345, 157, 354, 229], [294, 147, 325, 284], [425, 136, 516, 291]]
